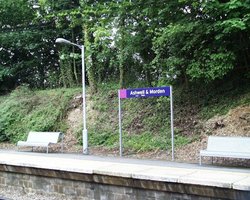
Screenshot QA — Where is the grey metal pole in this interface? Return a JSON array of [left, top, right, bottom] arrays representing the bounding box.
[[170, 86, 174, 160], [82, 45, 88, 154], [118, 91, 123, 157], [55, 38, 88, 155]]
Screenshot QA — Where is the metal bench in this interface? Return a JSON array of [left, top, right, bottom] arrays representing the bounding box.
[[199, 136, 250, 165], [17, 131, 64, 153]]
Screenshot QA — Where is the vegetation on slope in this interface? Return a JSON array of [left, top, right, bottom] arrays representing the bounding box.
[[85, 82, 190, 152], [1, 78, 248, 154], [0, 86, 81, 142]]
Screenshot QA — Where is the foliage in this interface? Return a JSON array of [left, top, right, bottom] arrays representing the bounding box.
[[152, 0, 250, 84], [0, 86, 80, 142], [75, 82, 191, 153], [1, 0, 250, 92], [0, 0, 250, 152], [0, 80, 249, 152], [200, 79, 250, 119], [0, 0, 82, 91]]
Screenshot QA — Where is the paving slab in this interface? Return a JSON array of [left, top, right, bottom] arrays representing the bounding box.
[[233, 176, 250, 191], [94, 163, 153, 178], [179, 169, 249, 188], [0, 153, 110, 174], [0, 151, 250, 191], [132, 166, 196, 182]]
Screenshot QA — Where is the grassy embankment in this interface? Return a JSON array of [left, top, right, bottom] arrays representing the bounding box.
[[0, 81, 249, 153], [0, 86, 81, 142]]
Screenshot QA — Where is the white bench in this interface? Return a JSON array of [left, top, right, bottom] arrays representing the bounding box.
[[17, 131, 64, 153], [199, 136, 250, 165]]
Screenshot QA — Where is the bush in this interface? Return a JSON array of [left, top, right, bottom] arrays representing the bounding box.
[[0, 86, 80, 142]]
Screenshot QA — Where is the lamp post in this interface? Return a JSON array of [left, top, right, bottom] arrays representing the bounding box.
[[55, 38, 88, 154]]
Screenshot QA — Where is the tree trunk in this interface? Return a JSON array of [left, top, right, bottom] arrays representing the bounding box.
[[119, 59, 125, 88], [72, 31, 79, 85], [84, 26, 97, 94], [119, 14, 126, 89]]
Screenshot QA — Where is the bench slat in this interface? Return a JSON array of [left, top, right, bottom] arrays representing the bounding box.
[[17, 141, 50, 147], [27, 132, 61, 143], [207, 136, 250, 153], [200, 136, 250, 165], [200, 150, 250, 159], [17, 131, 63, 153]]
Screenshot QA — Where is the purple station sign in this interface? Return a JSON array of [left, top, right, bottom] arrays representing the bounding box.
[[118, 85, 174, 159], [119, 86, 171, 99]]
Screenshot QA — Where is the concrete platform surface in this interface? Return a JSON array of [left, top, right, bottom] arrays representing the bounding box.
[[0, 150, 249, 191]]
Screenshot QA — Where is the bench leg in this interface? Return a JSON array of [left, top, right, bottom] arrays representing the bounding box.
[[61, 136, 64, 153], [212, 157, 213, 165], [47, 147, 48, 154], [199, 155, 202, 165]]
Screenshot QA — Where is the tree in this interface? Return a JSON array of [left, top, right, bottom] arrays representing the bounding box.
[[152, 0, 250, 85], [1, 0, 249, 92]]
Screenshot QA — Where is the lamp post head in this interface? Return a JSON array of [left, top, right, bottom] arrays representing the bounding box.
[[33, 4, 40, 9], [55, 38, 82, 49], [55, 38, 72, 45]]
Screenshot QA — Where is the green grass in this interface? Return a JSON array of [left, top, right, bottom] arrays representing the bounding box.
[[0, 95, 7, 104], [80, 82, 191, 153], [200, 86, 250, 119], [0, 86, 81, 142], [123, 131, 190, 152], [1, 79, 249, 154]]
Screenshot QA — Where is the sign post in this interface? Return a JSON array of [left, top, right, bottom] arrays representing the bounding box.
[[118, 91, 123, 157], [170, 86, 174, 160], [118, 86, 174, 160]]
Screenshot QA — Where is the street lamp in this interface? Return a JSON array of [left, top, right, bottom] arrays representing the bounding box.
[[55, 38, 88, 154]]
